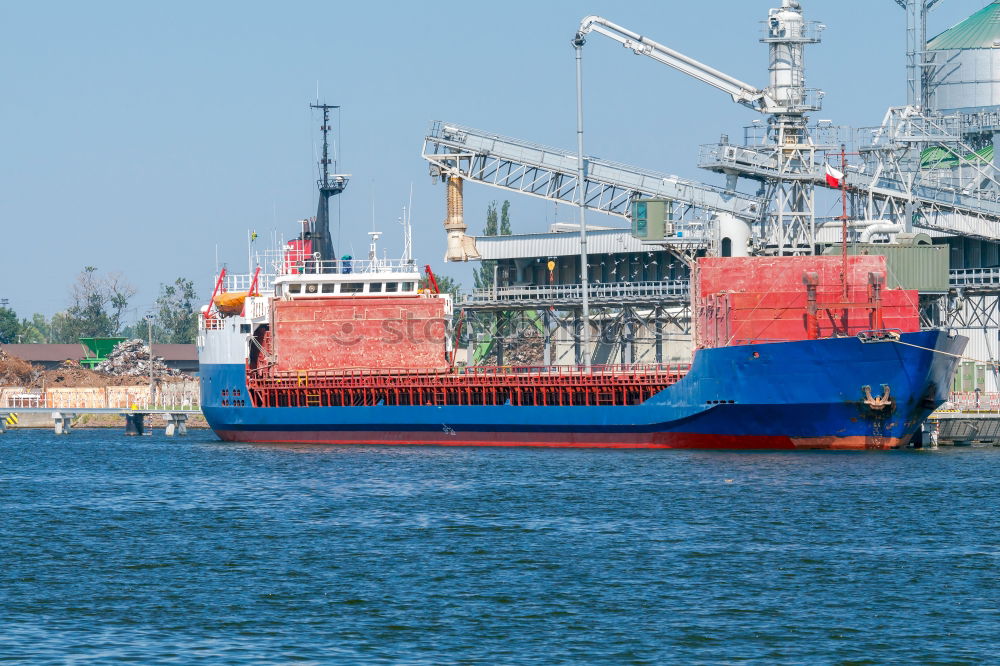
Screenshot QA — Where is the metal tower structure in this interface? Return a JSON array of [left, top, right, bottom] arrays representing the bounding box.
[[899, 0, 944, 109], [309, 103, 349, 262]]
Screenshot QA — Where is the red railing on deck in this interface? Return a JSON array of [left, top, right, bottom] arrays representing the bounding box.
[[245, 363, 690, 409]]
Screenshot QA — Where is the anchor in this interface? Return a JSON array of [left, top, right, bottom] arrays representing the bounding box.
[[862, 384, 892, 411]]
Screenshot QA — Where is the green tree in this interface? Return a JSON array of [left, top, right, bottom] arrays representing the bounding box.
[[48, 312, 75, 343], [499, 200, 511, 236], [0, 307, 19, 343], [473, 200, 512, 291], [17, 313, 49, 343], [419, 272, 462, 303], [55, 266, 136, 341], [155, 278, 199, 344]]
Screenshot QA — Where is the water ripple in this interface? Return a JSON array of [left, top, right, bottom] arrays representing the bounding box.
[[1, 431, 998, 663]]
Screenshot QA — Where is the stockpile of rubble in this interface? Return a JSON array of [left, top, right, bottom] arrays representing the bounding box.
[[95, 339, 181, 377], [0, 350, 41, 386], [502, 330, 546, 366]]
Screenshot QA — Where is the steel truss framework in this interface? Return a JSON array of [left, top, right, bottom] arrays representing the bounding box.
[[424, 112, 1000, 254], [949, 294, 1000, 330], [423, 122, 764, 251], [747, 119, 820, 253], [848, 108, 1000, 241], [464, 304, 692, 368]]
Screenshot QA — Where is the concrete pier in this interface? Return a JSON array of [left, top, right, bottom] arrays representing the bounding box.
[[163, 413, 188, 436], [52, 412, 77, 435], [0, 407, 200, 435]]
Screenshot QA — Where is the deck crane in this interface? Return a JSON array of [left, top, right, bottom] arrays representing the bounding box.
[[576, 3, 826, 254]]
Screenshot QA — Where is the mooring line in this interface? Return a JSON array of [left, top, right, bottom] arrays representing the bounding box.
[[889, 338, 992, 365]]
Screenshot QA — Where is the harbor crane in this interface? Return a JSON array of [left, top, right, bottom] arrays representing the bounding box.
[[576, 4, 826, 255]]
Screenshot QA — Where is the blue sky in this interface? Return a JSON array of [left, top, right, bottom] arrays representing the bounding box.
[[0, 0, 989, 321]]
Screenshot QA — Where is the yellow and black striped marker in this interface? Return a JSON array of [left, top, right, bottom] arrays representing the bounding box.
[[4, 413, 18, 426]]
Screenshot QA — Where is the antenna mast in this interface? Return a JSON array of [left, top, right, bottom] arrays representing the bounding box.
[[309, 102, 350, 263], [402, 184, 414, 264]]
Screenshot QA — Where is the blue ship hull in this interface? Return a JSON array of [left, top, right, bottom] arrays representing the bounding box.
[[199, 330, 965, 450]]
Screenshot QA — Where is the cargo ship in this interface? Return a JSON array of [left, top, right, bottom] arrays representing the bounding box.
[[198, 248, 965, 450], [197, 108, 966, 451]]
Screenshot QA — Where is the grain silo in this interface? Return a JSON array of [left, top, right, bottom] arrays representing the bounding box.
[[928, 1, 1000, 112]]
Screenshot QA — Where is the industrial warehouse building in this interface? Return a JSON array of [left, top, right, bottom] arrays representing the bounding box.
[[0, 344, 199, 375]]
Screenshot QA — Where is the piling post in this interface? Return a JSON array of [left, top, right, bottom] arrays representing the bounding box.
[[124, 413, 146, 436]]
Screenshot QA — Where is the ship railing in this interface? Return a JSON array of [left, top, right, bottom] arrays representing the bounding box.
[[223, 272, 276, 294], [247, 362, 692, 384], [277, 258, 421, 277], [454, 363, 689, 377], [202, 317, 227, 331]]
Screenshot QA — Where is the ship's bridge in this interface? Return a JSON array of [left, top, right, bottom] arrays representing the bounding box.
[[274, 258, 422, 299]]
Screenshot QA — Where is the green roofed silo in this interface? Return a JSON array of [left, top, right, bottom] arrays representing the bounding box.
[[928, 2, 1000, 112]]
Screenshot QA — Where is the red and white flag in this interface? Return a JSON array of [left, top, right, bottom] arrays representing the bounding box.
[[825, 163, 844, 188]]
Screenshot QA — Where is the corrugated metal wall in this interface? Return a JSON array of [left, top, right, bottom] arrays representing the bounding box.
[[929, 48, 1000, 111], [822, 243, 949, 292]]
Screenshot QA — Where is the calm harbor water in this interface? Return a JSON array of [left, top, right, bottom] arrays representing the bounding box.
[[2, 430, 998, 664]]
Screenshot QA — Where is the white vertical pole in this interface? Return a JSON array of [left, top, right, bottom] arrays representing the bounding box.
[[574, 33, 592, 367]]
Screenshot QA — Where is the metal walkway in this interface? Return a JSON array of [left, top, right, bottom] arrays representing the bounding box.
[[458, 268, 1000, 312], [950, 267, 1000, 294], [462, 280, 690, 310]]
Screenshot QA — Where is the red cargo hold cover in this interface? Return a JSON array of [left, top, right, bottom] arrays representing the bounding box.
[[271, 297, 448, 373], [695, 256, 920, 348]]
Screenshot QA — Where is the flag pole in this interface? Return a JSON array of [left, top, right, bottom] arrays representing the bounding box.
[[840, 144, 848, 302]]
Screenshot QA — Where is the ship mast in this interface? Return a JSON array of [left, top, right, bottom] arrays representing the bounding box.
[[309, 103, 349, 263]]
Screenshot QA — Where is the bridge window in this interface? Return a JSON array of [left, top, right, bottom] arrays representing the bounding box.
[[369, 282, 383, 293], [305, 283, 319, 294], [321, 283, 336, 293], [287, 283, 301, 294], [402, 282, 416, 292], [385, 282, 398, 293], [341, 282, 364, 293]]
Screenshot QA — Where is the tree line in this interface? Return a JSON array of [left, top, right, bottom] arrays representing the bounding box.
[[0, 267, 198, 345]]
